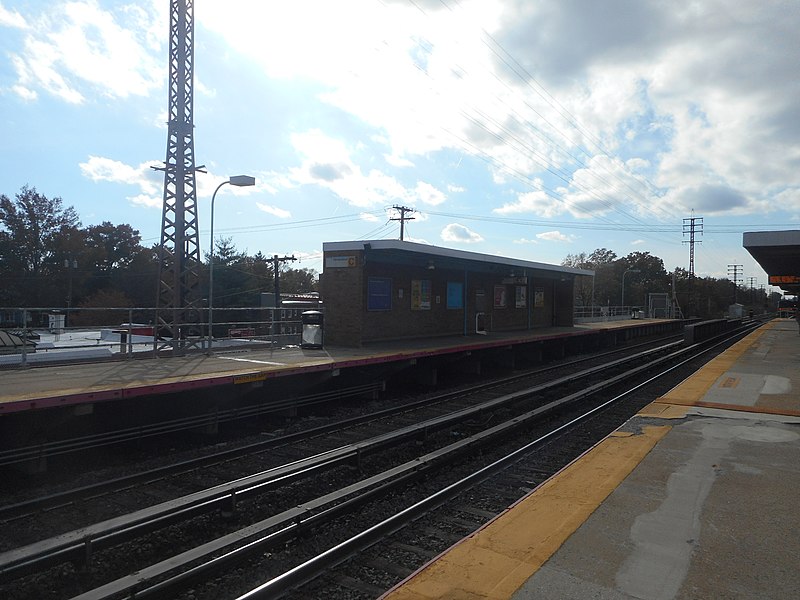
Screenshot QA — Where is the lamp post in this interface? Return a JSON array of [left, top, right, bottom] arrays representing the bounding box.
[[208, 175, 256, 352], [621, 268, 641, 313]]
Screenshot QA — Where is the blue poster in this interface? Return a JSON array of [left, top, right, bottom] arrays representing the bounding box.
[[446, 281, 463, 309], [367, 277, 392, 311]]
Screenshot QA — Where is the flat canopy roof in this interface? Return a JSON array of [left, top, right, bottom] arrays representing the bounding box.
[[323, 239, 594, 278], [743, 230, 800, 295]]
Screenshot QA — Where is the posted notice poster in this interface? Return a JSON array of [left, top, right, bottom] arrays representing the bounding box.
[[447, 282, 464, 309], [534, 287, 545, 308], [494, 285, 507, 308], [367, 277, 392, 311], [411, 279, 432, 310], [515, 286, 527, 308]]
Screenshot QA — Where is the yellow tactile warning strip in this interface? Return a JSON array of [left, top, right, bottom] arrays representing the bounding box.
[[656, 322, 775, 407], [637, 402, 690, 419], [645, 322, 800, 417], [380, 425, 671, 600]]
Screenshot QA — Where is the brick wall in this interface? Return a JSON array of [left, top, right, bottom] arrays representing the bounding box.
[[321, 251, 364, 346], [323, 249, 575, 346]]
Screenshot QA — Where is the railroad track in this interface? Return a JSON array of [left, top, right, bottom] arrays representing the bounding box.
[[0, 326, 755, 600], [0, 334, 681, 522]]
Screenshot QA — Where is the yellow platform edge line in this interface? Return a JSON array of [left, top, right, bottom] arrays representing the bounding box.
[[380, 424, 671, 600], [656, 322, 775, 406]]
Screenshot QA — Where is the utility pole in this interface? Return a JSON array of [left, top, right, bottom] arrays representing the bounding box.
[[270, 254, 297, 340], [727, 264, 743, 304], [683, 213, 703, 315], [271, 254, 298, 308], [64, 255, 77, 328], [747, 277, 757, 305], [390, 205, 415, 241], [153, 0, 205, 352]]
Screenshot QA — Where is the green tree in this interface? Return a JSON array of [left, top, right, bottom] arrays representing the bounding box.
[[0, 185, 81, 305], [562, 252, 593, 308], [619, 251, 669, 307], [588, 248, 618, 306], [82, 222, 147, 298], [112, 244, 160, 309], [70, 288, 134, 327]]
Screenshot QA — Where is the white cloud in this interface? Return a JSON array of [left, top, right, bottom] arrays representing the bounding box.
[[256, 203, 291, 219], [536, 230, 575, 243], [384, 154, 415, 168], [413, 181, 446, 206], [441, 223, 483, 243], [80, 155, 159, 190], [494, 189, 564, 218], [359, 212, 381, 222], [447, 184, 465, 193], [11, 84, 36, 101], [631, 239, 645, 245], [204, 1, 799, 224], [0, 3, 27, 28], [277, 129, 448, 210], [405, 235, 432, 245], [513, 238, 539, 244], [8, 1, 162, 103], [128, 193, 161, 209], [79, 155, 163, 208]]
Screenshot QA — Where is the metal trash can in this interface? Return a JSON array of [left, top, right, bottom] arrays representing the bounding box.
[[300, 310, 324, 349]]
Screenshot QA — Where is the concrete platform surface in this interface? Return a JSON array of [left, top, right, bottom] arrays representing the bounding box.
[[0, 319, 673, 414], [381, 319, 800, 600]]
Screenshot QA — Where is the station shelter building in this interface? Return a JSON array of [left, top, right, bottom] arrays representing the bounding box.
[[321, 240, 594, 347]]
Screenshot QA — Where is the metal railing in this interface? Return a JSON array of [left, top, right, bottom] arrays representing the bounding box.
[[0, 306, 321, 368], [573, 305, 645, 322]]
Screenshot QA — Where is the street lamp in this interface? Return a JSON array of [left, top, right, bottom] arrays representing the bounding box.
[[208, 175, 256, 352], [621, 268, 641, 312]]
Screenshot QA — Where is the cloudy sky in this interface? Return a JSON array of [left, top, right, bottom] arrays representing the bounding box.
[[1, 0, 798, 290]]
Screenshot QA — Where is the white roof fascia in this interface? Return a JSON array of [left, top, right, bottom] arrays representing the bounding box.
[[323, 240, 594, 277]]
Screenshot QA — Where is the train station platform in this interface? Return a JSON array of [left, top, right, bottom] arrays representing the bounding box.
[[380, 318, 800, 600], [0, 318, 679, 416]]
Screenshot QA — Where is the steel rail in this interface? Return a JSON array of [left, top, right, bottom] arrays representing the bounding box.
[[0, 337, 685, 582], [61, 324, 759, 599], [0, 336, 680, 519], [238, 322, 763, 599]]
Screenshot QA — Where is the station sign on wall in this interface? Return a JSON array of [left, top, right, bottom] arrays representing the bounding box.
[[326, 255, 357, 268]]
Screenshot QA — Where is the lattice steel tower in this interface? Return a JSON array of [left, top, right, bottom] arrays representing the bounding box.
[[682, 213, 703, 279], [154, 0, 204, 350]]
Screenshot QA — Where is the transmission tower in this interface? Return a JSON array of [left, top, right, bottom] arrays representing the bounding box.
[[153, 0, 204, 351], [390, 205, 415, 241], [727, 264, 743, 304], [682, 213, 703, 278]]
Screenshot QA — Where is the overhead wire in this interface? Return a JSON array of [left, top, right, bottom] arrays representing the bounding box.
[[391, 0, 685, 250], [397, 0, 702, 263]]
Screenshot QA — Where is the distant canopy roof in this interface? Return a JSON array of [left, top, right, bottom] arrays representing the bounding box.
[[743, 230, 800, 295], [323, 240, 594, 278]]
